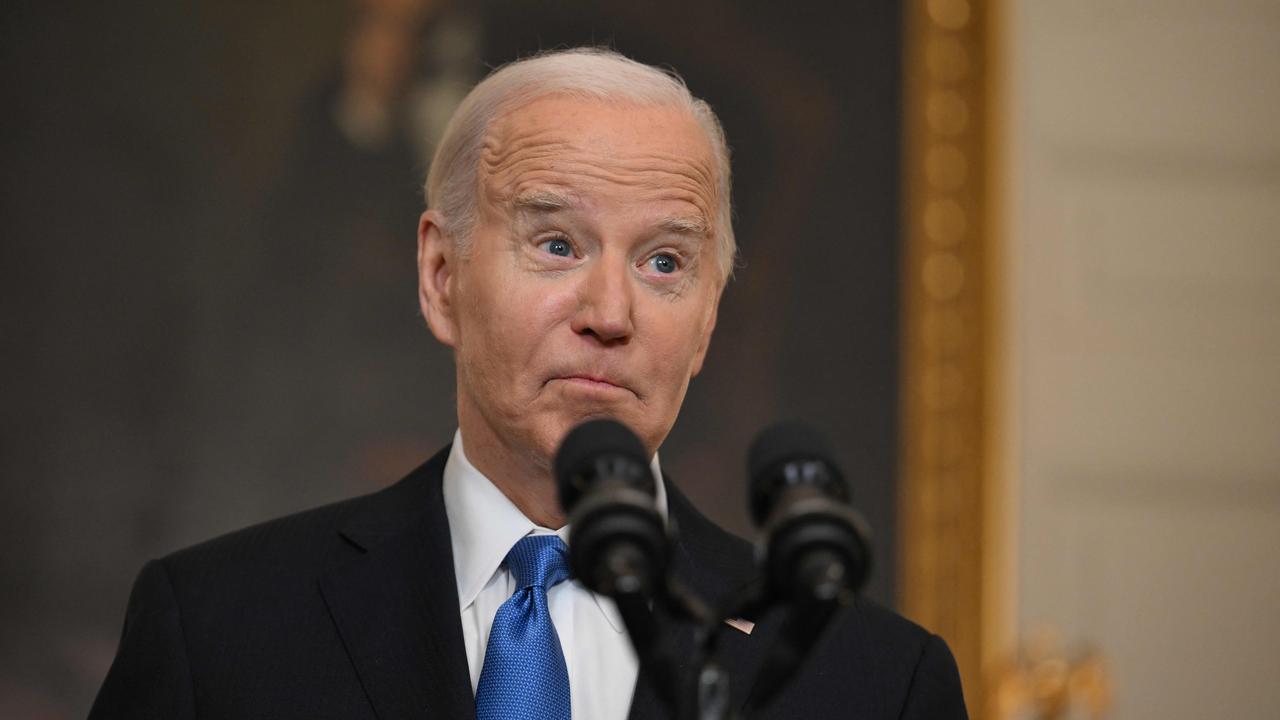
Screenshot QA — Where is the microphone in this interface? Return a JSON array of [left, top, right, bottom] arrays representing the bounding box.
[[557, 419, 685, 715], [748, 420, 872, 603], [555, 418, 668, 598], [741, 421, 873, 716]]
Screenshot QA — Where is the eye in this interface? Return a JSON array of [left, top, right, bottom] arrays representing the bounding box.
[[648, 253, 678, 274], [538, 236, 573, 257]]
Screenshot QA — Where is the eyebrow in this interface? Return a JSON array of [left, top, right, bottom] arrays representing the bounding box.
[[512, 190, 574, 213], [658, 214, 710, 237]]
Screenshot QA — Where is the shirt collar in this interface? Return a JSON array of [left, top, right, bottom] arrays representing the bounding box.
[[442, 429, 669, 630]]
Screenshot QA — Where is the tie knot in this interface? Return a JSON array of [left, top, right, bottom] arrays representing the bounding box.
[[505, 535, 571, 590]]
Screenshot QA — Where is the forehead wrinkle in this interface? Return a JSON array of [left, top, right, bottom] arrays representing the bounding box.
[[526, 157, 713, 208], [561, 147, 716, 196], [481, 119, 572, 159], [480, 124, 719, 232], [633, 149, 717, 196], [486, 121, 715, 186], [495, 161, 715, 228], [482, 138, 573, 173], [479, 128, 573, 200], [570, 162, 716, 229]]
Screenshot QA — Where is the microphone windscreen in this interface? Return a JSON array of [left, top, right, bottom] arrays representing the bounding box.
[[747, 420, 837, 485], [554, 418, 648, 487]]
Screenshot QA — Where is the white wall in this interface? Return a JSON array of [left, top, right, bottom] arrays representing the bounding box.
[[999, 1, 1280, 717]]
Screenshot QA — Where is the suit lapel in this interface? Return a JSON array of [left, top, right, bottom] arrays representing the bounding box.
[[624, 608, 697, 720], [320, 448, 475, 719], [317, 453, 763, 720]]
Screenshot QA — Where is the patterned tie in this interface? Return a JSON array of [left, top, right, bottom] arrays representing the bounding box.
[[475, 535, 572, 720]]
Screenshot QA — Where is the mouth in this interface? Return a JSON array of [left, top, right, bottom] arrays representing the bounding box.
[[550, 374, 636, 398]]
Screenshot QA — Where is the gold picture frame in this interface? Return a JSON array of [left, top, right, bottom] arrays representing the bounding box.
[[900, 0, 1006, 715]]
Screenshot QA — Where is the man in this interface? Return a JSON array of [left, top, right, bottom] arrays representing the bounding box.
[[90, 48, 965, 719]]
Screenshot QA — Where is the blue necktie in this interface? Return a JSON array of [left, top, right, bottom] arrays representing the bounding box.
[[475, 535, 572, 720]]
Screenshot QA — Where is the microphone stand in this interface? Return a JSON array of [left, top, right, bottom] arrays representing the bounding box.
[[691, 610, 734, 720], [737, 597, 841, 718], [613, 570, 745, 720], [609, 557, 719, 720], [710, 547, 852, 720], [613, 588, 683, 715], [615, 561, 848, 720]]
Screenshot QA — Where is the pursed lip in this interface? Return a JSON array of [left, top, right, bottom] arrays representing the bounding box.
[[549, 373, 637, 397]]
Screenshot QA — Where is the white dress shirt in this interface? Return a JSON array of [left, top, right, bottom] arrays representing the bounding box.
[[443, 430, 669, 720]]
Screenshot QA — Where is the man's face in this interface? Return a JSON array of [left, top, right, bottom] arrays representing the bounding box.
[[422, 95, 723, 466]]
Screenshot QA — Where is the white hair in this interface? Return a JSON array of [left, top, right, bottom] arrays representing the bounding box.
[[425, 47, 736, 282]]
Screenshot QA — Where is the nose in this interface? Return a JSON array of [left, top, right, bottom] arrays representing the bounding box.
[[570, 255, 634, 344]]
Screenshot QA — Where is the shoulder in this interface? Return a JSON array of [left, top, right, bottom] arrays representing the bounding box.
[[849, 595, 941, 662], [793, 595, 964, 718], [849, 601, 966, 717], [666, 479, 965, 717], [666, 475, 935, 654], [155, 446, 450, 601], [160, 491, 366, 584]]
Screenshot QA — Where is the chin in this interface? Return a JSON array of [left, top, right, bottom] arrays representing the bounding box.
[[539, 407, 634, 450], [522, 415, 580, 465], [523, 393, 671, 458]]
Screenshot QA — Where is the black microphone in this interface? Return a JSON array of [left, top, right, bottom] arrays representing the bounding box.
[[741, 421, 874, 716], [557, 419, 685, 715], [555, 418, 668, 598], [748, 420, 872, 604]]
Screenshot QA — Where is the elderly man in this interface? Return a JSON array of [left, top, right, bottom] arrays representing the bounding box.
[[90, 48, 965, 719]]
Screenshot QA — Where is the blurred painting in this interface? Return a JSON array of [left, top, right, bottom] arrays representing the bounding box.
[[0, 0, 901, 713]]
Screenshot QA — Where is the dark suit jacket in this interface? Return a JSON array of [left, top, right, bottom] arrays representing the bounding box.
[[90, 446, 966, 719]]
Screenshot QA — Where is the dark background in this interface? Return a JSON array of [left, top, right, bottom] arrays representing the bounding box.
[[0, 0, 902, 713]]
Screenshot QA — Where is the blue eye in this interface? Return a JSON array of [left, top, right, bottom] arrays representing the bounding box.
[[540, 237, 572, 257], [649, 253, 678, 274]]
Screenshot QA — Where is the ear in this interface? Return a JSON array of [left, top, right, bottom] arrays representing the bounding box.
[[689, 294, 721, 378], [417, 209, 459, 348]]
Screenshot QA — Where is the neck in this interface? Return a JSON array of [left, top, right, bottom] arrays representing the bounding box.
[[457, 409, 567, 530]]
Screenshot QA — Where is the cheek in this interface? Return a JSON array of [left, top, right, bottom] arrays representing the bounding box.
[[643, 308, 710, 386], [458, 273, 578, 377], [658, 293, 715, 350]]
